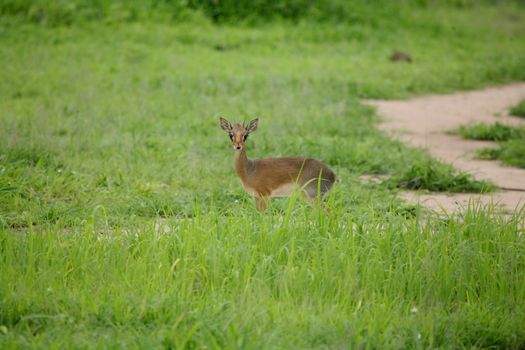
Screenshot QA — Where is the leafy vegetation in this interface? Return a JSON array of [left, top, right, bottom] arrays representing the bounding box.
[[2, 1, 525, 348]]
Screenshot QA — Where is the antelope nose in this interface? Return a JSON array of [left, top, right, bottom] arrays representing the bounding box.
[[235, 146, 241, 150]]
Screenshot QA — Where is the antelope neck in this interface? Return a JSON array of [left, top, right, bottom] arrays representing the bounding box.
[[234, 148, 253, 182]]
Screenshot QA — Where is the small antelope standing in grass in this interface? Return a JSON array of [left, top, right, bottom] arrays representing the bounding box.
[[220, 117, 336, 211]]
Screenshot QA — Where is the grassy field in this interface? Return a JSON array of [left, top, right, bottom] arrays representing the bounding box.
[[2, 2, 525, 348]]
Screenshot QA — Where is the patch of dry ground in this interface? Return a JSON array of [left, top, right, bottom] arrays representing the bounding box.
[[367, 83, 525, 213]]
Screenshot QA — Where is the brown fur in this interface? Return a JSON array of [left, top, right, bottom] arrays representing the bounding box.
[[220, 117, 336, 211]]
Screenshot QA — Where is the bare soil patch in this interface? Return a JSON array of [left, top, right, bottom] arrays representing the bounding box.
[[367, 83, 525, 213]]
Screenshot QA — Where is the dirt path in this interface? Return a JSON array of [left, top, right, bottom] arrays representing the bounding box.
[[367, 83, 525, 213]]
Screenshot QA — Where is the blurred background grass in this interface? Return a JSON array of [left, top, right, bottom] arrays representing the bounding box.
[[1, 0, 524, 25]]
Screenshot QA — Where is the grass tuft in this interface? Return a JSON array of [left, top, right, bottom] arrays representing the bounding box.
[[385, 160, 494, 192], [477, 140, 525, 168], [454, 123, 525, 168], [455, 122, 525, 141], [510, 99, 525, 118]]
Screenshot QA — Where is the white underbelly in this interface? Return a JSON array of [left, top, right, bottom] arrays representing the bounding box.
[[242, 182, 299, 198], [270, 183, 297, 197], [243, 185, 259, 197]]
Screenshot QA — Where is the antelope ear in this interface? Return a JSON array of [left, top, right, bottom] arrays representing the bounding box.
[[246, 118, 258, 133], [219, 117, 232, 133]]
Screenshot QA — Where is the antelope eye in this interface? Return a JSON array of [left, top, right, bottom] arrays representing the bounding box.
[[243, 134, 248, 142], [229, 133, 233, 141]]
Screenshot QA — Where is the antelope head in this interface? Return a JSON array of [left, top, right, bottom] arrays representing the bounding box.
[[220, 117, 258, 151]]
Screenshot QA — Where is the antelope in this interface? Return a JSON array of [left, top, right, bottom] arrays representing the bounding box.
[[220, 117, 336, 211]]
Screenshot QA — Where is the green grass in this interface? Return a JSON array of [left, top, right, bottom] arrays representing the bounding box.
[[1, 207, 525, 349], [454, 123, 525, 168], [1, 0, 521, 25], [6, 11, 522, 227], [510, 99, 525, 118], [2, 2, 525, 348]]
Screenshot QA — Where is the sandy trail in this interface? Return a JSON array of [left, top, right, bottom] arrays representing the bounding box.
[[367, 83, 525, 213]]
